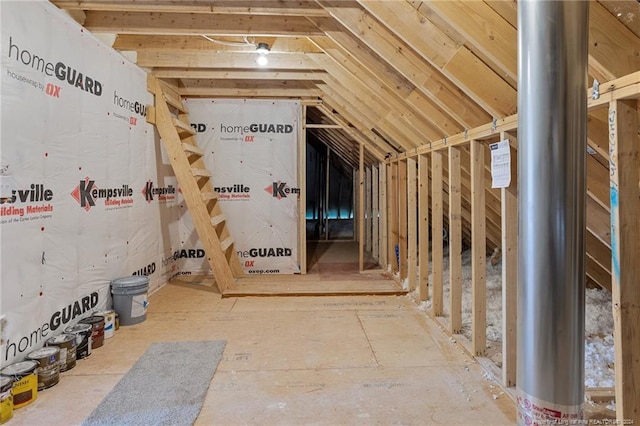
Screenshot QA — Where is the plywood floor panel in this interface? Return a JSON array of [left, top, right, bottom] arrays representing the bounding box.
[[197, 365, 514, 426], [231, 294, 413, 313], [10, 243, 516, 425]]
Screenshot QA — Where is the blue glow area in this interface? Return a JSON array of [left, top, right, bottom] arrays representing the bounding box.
[[327, 209, 353, 219], [305, 211, 353, 220]]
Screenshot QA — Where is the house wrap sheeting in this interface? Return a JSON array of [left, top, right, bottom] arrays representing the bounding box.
[[0, 1, 182, 366], [184, 99, 301, 275]]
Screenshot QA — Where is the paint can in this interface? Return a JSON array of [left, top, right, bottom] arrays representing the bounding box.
[[111, 276, 149, 326], [0, 376, 13, 424], [46, 333, 77, 372], [64, 323, 92, 359], [0, 360, 38, 409], [100, 310, 116, 339], [79, 315, 105, 349], [26, 347, 61, 390]]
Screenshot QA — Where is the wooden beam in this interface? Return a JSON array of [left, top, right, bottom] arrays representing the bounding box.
[[314, 103, 387, 160], [500, 132, 518, 388], [180, 87, 321, 98], [82, 11, 324, 36], [587, 253, 612, 294], [310, 33, 463, 136], [448, 146, 462, 334], [152, 69, 329, 81], [388, 162, 399, 274], [442, 47, 517, 117], [113, 34, 324, 52], [315, 3, 490, 128], [398, 159, 409, 282], [407, 156, 418, 291], [312, 55, 432, 148], [357, 0, 459, 68], [589, 1, 640, 82], [310, 36, 449, 138], [418, 153, 430, 302], [299, 105, 307, 274], [587, 153, 612, 211], [365, 166, 372, 254], [417, 0, 517, 81], [318, 82, 412, 151], [471, 139, 486, 356], [588, 73, 640, 109], [372, 164, 380, 262], [388, 69, 639, 161], [431, 151, 444, 316], [360, 0, 517, 117], [305, 124, 342, 129], [587, 195, 613, 247], [379, 163, 388, 268], [359, 143, 365, 272], [137, 51, 321, 69], [608, 99, 640, 425], [53, 1, 330, 16]]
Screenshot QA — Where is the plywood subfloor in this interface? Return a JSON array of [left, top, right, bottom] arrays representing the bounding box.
[[9, 284, 516, 425], [224, 241, 404, 296]]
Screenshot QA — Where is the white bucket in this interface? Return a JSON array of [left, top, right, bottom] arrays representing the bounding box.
[[111, 276, 149, 326]]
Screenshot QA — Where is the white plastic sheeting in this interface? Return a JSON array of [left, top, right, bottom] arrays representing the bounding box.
[[184, 99, 301, 275], [0, 1, 182, 366]]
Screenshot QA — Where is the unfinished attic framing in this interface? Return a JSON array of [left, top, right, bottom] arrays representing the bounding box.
[[1, 0, 639, 424]]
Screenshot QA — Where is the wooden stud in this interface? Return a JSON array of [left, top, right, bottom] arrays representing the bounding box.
[[365, 167, 372, 254], [398, 159, 409, 282], [448, 146, 462, 334], [372, 164, 380, 262], [471, 139, 486, 356], [418, 154, 430, 301], [608, 99, 639, 425], [380, 163, 388, 268], [407, 156, 418, 291], [388, 162, 399, 274], [500, 132, 518, 387], [431, 151, 444, 316], [299, 105, 308, 274], [359, 143, 365, 272]]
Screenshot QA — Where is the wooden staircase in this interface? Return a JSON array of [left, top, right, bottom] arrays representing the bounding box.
[[146, 75, 244, 292]]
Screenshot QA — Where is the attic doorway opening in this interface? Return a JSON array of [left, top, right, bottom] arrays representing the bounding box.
[[306, 134, 355, 241]]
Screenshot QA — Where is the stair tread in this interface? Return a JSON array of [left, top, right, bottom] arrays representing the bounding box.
[[201, 191, 218, 201], [158, 80, 188, 113], [191, 168, 211, 178], [162, 93, 187, 113], [220, 236, 234, 251], [182, 143, 204, 156], [173, 118, 196, 137], [211, 214, 226, 226]]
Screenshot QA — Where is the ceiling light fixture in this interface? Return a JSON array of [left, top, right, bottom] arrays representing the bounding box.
[[256, 42, 270, 55], [255, 42, 270, 66], [256, 55, 269, 67]]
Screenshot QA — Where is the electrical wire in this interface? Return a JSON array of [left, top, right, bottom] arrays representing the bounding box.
[[200, 34, 256, 47]]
